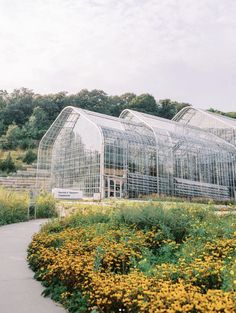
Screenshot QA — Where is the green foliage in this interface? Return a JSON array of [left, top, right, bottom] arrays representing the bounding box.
[[41, 279, 88, 312], [0, 152, 17, 173], [0, 88, 34, 127], [42, 280, 68, 302], [64, 290, 89, 313], [128, 93, 159, 115], [0, 123, 36, 150], [42, 279, 89, 312], [0, 88, 199, 150], [22, 149, 37, 164], [0, 124, 23, 149], [222, 261, 236, 292], [109, 93, 136, 116], [18, 137, 36, 150], [28, 201, 236, 312], [0, 88, 234, 151], [208, 108, 236, 120], [25, 106, 50, 140], [226, 112, 236, 119], [0, 149, 34, 171], [0, 188, 29, 225], [113, 203, 212, 243], [35, 192, 57, 218], [159, 99, 190, 119], [68, 211, 111, 229]]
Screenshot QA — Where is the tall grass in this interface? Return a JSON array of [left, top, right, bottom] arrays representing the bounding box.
[[0, 188, 29, 225], [35, 192, 57, 218]]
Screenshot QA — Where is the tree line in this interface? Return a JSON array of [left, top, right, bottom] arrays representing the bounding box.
[[0, 87, 234, 150]]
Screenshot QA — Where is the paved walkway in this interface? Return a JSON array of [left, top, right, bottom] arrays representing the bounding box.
[[0, 220, 66, 313]]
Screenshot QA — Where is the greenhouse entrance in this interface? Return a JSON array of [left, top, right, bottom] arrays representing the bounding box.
[[105, 177, 124, 198]]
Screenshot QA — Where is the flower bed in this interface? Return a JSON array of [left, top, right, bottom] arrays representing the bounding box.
[[28, 204, 236, 312]]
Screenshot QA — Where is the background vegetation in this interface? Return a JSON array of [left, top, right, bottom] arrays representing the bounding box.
[[0, 148, 37, 174], [0, 88, 235, 174], [35, 192, 58, 218], [0, 88, 235, 153], [0, 188, 29, 225], [28, 202, 236, 312], [0, 189, 58, 225]]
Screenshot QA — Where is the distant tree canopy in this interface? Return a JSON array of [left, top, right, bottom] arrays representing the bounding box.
[[0, 88, 234, 150], [208, 107, 236, 119]]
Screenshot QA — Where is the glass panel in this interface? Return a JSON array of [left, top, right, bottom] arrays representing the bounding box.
[[37, 108, 102, 197], [173, 107, 236, 147], [37, 106, 236, 202]]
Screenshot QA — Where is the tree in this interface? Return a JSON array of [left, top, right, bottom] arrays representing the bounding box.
[[1, 86, 234, 153], [0, 153, 16, 173], [1, 88, 35, 127], [128, 94, 159, 115], [0, 124, 23, 149], [0, 90, 8, 110], [208, 108, 223, 115], [109, 93, 137, 116], [22, 149, 37, 164], [159, 99, 190, 119], [208, 108, 236, 120], [71, 89, 110, 114], [226, 112, 236, 119], [26, 107, 50, 140]]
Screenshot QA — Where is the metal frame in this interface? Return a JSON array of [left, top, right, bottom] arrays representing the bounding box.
[[173, 106, 236, 147], [36, 106, 236, 201]]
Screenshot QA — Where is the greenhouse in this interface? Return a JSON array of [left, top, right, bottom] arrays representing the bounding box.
[[173, 106, 236, 147], [37, 106, 236, 201]]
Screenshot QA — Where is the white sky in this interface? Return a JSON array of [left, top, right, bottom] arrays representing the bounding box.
[[0, 0, 236, 111]]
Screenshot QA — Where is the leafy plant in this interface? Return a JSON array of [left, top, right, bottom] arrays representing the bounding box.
[[22, 149, 37, 164], [0, 152, 17, 173], [35, 192, 57, 218]]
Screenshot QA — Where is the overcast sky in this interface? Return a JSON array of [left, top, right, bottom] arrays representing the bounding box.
[[0, 0, 235, 111]]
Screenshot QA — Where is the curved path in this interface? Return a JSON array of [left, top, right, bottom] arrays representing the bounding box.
[[0, 219, 66, 313]]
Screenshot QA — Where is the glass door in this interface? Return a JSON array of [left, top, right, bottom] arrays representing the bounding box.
[[105, 177, 123, 198]]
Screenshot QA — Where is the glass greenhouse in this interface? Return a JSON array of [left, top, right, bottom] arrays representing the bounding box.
[[37, 106, 236, 201], [173, 106, 236, 147]]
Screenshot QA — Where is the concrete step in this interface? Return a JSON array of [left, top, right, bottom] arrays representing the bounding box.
[[0, 163, 50, 191]]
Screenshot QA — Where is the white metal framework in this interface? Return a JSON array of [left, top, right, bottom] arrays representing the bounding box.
[[37, 106, 236, 201], [173, 106, 236, 147]]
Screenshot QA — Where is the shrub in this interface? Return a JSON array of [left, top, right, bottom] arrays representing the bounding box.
[[18, 137, 37, 150], [22, 149, 37, 164], [114, 204, 212, 243], [0, 188, 29, 225], [0, 124, 23, 150], [0, 153, 17, 173], [35, 193, 57, 218]]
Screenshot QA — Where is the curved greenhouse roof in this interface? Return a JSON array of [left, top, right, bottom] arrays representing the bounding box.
[[173, 106, 236, 147], [37, 106, 236, 202], [120, 109, 234, 150]]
